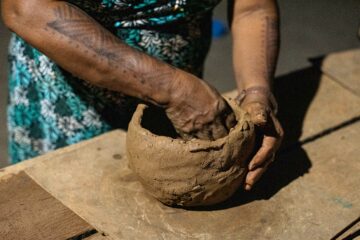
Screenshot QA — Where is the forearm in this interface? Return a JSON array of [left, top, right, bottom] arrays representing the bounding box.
[[1, 0, 185, 106], [231, 0, 279, 91]]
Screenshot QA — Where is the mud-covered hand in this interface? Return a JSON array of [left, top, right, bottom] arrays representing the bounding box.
[[237, 87, 284, 190], [165, 71, 236, 140]]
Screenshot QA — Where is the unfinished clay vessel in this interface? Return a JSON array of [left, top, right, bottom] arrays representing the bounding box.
[[126, 99, 255, 207]]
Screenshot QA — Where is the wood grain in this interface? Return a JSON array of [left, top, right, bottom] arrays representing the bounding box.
[[320, 48, 360, 96], [0, 171, 96, 240]]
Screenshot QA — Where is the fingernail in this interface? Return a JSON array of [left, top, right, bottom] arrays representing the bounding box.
[[249, 163, 255, 171], [249, 159, 258, 170], [245, 184, 252, 191], [256, 113, 267, 121], [254, 110, 267, 123], [241, 121, 250, 131]]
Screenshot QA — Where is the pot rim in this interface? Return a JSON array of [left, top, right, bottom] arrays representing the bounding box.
[[129, 98, 250, 147]]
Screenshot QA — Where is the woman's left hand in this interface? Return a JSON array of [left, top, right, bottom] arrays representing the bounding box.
[[239, 94, 284, 191]]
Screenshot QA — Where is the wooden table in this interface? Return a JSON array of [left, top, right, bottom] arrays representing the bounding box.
[[1, 50, 359, 240]]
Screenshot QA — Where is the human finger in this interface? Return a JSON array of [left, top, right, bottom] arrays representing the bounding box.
[[243, 102, 269, 126], [244, 156, 273, 190], [248, 135, 277, 170]]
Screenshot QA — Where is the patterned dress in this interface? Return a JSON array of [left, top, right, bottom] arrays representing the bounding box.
[[7, 0, 221, 163]]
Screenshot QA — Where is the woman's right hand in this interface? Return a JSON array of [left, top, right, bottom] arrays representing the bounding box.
[[165, 71, 236, 140]]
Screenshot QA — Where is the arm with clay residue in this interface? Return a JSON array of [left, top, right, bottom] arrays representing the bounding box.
[[230, 0, 284, 190], [1, 0, 235, 140]]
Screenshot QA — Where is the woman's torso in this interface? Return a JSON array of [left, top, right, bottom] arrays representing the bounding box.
[[7, 0, 222, 163]]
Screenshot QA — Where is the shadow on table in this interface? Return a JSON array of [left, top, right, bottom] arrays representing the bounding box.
[[191, 61, 324, 210]]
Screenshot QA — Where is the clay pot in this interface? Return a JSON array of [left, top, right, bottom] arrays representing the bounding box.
[[126, 99, 255, 207]]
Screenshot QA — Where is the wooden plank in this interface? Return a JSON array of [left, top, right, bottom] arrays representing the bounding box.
[[320, 48, 360, 96], [20, 121, 359, 239], [85, 233, 113, 240], [0, 131, 121, 179], [0, 57, 358, 239], [330, 216, 360, 240], [0, 171, 95, 240], [224, 71, 360, 148], [250, 122, 360, 240]]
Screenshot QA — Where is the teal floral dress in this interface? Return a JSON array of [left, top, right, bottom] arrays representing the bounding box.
[[7, 0, 221, 163]]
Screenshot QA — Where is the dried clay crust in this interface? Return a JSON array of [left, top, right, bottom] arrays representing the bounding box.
[[126, 99, 256, 207]]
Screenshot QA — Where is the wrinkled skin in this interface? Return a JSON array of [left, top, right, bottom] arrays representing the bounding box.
[[240, 95, 284, 191], [2, 0, 281, 190], [166, 76, 284, 191], [165, 71, 236, 141]]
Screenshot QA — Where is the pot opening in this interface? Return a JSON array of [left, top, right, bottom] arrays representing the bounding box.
[[141, 105, 180, 139]]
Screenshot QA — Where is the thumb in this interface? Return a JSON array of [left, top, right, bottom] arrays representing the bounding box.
[[252, 108, 268, 126], [244, 102, 269, 126]]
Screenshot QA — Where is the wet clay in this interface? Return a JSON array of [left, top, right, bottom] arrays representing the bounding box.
[[126, 99, 256, 207]]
